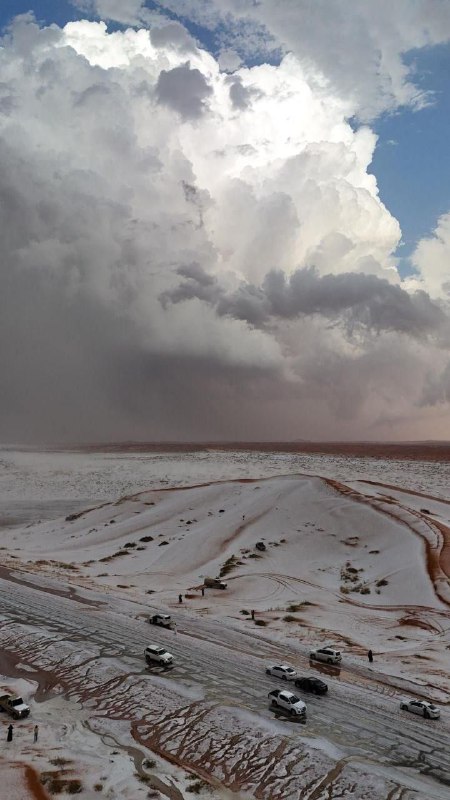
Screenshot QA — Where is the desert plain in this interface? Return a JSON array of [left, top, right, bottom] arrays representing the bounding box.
[[1, 443, 450, 799]]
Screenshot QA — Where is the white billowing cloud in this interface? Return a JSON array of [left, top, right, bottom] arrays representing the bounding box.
[[0, 14, 448, 442], [409, 212, 450, 299], [157, 0, 450, 118]]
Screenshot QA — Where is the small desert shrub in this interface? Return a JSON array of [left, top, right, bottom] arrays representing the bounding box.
[[138, 775, 151, 784], [369, 549, 379, 554], [254, 619, 267, 626], [376, 578, 389, 587], [42, 773, 83, 795], [279, 538, 287, 543], [142, 758, 156, 769], [287, 602, 311, 612], [219, 555, 242, 576], [360, 586, 371, 594], [248, 553, 262, 559], [67, 780, 83, 794], [240, 609, 250, 615], [124, 542, 137, 548], [94, 784, 103, 792], [283, 615, 298, 622], [50, 758, 71, 767], [187, 779, 208, 794], [158, 540, 169, 546], [140, 536, 154, 542], [340, 585, 350, 594]]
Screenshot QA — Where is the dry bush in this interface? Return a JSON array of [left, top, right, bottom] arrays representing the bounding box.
[[67, 780, 83, 794], [254, 619, 267, 626], [187, 778, 209, 794], [286, 602, 311, 612], [219, 555, 241, 577]]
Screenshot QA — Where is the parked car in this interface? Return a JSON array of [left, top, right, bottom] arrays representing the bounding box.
[[295, 676, 328, 695], [0, 694, 30, 719], [268, 689, 306, 718], [204, 577, 228, 589], [255, 541, 266, 551], [310, 647, 342, 665], [400, 698, 440, 719], [144, 645, 174, 667], [149, 614, 172, 628], [266, 664, 297, 680]]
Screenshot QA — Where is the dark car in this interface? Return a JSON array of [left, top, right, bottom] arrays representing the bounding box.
[[294, 676, 328, 695], [255, 541, 266, 551]]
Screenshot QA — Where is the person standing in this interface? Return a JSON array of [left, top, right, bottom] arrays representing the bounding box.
[[178, 594, 183, 604], [34, 724, 39, 743], [368, 649, 373, 663], [251, 609, 255, 620], [201, 587, 205, 597], [7, 724, 13, 742]]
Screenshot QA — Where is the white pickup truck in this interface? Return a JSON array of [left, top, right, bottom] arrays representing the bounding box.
[[145, 644, 174, 667], [0, 693, 31, 719], [268, 689, 306, 718]]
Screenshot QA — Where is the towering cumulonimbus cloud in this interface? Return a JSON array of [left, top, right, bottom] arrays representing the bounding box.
[[0, 10, 449, 443]]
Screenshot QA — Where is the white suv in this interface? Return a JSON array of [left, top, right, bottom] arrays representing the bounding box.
[[310, 647, 342, 665], [266, 664, 297, 680], [145, 645, 174, 666]]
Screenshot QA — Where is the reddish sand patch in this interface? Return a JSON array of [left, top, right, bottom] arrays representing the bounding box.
[[398, 616, 439, 632], [72, 441, 450, 462], [25, 766, 51, 800], [0, 762, 50, 800]]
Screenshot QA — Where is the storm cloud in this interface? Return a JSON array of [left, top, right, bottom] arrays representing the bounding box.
[[0, 12, 449, 443], [164, 265, 446, 337]]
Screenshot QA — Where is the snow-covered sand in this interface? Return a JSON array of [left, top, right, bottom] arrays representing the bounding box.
[[1, 449, 450, 798]]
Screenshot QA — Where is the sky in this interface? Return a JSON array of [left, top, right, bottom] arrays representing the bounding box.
[[0, 1, 450, 444]]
